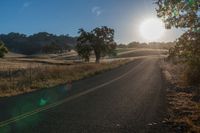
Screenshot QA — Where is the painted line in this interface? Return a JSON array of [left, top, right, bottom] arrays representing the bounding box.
[[0, 60, 144, 128]]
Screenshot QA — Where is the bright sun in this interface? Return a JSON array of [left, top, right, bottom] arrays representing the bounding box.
[[139, 18, 165, 41]]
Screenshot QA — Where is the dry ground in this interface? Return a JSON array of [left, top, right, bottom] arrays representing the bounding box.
[[161, 60, 200, 133]]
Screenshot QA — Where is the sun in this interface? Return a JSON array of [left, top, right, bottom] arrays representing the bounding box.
[[139, 18, 165, 41]]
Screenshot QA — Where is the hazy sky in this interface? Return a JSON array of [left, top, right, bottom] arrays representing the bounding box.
[[0, 0, 184, 43]]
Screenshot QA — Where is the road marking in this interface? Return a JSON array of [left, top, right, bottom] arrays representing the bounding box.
[[0, 60, 144, 128]]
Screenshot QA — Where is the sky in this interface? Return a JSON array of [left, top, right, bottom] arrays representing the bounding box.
[[0, 0, 184, 43]]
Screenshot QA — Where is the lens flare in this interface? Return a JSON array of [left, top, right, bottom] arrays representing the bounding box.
[[139, 18, 165, 41], [39, 98, 47, 106]]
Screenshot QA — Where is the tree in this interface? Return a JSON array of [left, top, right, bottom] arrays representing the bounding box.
[[169, 30, 200, 84], [76, 26, 116, 63], [155, 0, 200, 59], [0, 40, 8, 58], [155, 0, 200, 85], [155, 0, 200, 29], [91, 26, 116, 63], [76, 29, 93, 62]]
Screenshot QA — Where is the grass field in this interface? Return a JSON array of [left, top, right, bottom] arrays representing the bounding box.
[[0, 55, 132, 97]]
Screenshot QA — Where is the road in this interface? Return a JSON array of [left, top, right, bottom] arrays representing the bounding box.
[[0, 57, 167, 133]]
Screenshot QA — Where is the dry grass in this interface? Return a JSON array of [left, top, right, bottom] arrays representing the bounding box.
[[161, 61, 188, 87], [161, 60, 200, 133], [167, 90, 200, 132], [0, 59, 131, 97]]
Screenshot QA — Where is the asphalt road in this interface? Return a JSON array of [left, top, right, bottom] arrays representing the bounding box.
[[0, 57, 167, 133]]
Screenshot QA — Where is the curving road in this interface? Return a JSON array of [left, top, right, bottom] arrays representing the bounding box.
[[0, 57, 167, 133]]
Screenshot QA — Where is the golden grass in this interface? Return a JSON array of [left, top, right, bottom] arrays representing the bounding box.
[[0, 59, 131, 97], [160, 61, 189, 87], [167, 90, 200, 132]]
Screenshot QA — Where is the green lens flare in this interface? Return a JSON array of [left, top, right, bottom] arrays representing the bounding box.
[[39, 98, 47, 106]]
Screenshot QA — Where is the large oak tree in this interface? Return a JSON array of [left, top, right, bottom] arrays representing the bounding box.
[[76, 26, 116, 63]]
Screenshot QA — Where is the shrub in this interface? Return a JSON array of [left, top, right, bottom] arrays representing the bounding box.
[[0, 40, 8, 58], [169, 30, 200, 86]]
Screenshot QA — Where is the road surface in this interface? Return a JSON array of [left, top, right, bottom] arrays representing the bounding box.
[[0, 57, 167, 133]]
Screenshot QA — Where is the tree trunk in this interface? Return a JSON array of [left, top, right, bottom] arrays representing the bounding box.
[[95, 51, 101, 63], [85, 57, 90, 62], [95, 56, 100, 63]]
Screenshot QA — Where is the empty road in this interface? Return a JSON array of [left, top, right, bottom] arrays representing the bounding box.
[[0, 57, 167, 133]]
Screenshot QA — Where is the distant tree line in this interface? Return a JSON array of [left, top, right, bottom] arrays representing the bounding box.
[[0, 32, 77, 55], [118, 41, 175, 49]]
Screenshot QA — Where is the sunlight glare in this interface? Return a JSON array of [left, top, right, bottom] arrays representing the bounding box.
[[139, 18, 165, 41]]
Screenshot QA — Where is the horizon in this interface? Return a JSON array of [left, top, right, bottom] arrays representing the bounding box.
[[0, 0, 184, 43]]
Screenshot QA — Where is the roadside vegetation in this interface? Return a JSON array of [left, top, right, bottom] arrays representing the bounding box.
[[161, 61, 200, 132], [156, 0, 200, 132]]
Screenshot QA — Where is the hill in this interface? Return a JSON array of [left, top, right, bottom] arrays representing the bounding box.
[[0, 32, 77, 55]]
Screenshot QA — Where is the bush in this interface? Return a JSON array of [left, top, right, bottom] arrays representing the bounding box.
[[169, 30, 200, 86], [0, 40, 8, 58], [186, 64, 200, 86]]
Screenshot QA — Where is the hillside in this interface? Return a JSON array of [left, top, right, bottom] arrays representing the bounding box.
[[0, 32, 77, 55]]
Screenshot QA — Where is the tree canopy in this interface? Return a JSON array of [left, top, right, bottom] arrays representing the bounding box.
[[76, 29, 93, 62], [156, 0, 200, 85], [76, 26, 116, 63], [156, 0, 200, 30], [156, 0, 200, 60]]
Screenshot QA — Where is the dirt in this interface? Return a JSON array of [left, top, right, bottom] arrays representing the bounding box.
[[161, 61, 200, 133]]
